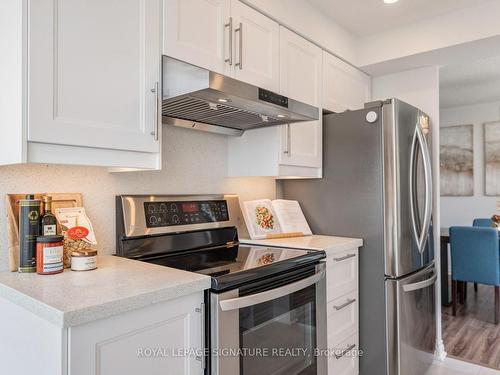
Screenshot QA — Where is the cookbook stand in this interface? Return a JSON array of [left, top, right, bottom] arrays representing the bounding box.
[[265, 232, 305, 239]]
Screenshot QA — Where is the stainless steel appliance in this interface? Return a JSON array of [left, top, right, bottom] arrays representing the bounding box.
[[280, 99, 436, 375], [116, 194, 327, 375], [161, 57, 319, 136]]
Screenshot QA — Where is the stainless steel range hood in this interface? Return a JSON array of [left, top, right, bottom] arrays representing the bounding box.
[[162, 57, 319, 136]]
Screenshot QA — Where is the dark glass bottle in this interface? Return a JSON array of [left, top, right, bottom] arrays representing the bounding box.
[[41, 196, 58, 236]]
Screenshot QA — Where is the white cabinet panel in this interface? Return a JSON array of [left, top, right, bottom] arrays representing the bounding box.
[[326, 248, 358, 302], [230, 0, 279, 92], [327, 290, 358, 346], [69, 292, 204, 375], [327, 334, 359, 375], [323, 51, 371, 113], [164, 0, 230, 74], [28, 0, 161, 153], [279, 27, 322, 106], [279, 27, 322, 168], [279, 120, 322, 168]]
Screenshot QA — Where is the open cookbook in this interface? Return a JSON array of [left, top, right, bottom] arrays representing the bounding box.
[[241, 199, 312, 240]]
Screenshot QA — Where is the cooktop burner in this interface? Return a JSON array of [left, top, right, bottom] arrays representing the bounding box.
[[142, 244, 324, 292]]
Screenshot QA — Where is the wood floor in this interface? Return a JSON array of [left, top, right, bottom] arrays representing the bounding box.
[[443, 283, 500, 369]]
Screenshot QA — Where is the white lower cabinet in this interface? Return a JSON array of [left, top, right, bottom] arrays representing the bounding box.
[[327, 290, 358, 345], [326, 249, 358, 301], [0, 291, 205, 375], [69, 292, 204, 375], [328, 334, 359, 375], [325, 247, 359, 375]]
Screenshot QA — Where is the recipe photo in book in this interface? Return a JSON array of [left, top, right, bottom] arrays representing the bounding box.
[[241, 199, 312, 240]]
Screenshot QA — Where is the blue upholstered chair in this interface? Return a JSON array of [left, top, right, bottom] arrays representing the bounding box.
[[467, 218, 494, 293], [473, 218, 493, 228], [450, 226, 500, 324]]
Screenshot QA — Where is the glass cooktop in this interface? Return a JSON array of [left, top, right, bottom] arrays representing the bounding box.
[[142, 244, 325, 292]]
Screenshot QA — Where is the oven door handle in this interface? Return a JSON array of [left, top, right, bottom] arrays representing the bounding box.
[[219, 269, 325, 311]]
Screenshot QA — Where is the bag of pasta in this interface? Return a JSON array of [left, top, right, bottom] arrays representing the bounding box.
[[55, 207, 97, 268]]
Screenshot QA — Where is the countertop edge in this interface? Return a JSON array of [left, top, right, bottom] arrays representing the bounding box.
[[0, 283, 65, 326], [63, 276, 211, 327], [0, 272, 211, 328], [240, 236, 364, 252]]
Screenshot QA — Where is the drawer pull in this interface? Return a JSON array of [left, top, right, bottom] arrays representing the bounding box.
[[333, 298, 356, 311], [333, 253, 356, 262], [334, 344, 356, 360]]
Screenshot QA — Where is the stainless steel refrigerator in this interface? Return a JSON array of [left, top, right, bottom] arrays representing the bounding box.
[[280, 99, 436, 375]]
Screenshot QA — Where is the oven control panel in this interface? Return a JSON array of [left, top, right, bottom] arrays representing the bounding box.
[[144, 200, 229, 228]]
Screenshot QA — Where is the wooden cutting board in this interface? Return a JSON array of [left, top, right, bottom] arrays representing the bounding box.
[[6, 193, 83, 272]]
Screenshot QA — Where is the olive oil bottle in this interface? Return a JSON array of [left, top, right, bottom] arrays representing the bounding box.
[[19, 194, 40, 273], [41, 195, 58, 236]]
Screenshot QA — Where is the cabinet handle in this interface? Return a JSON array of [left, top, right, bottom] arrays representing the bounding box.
[[333, 253, 356, 262], [333, 298, 356, 311], [283, 124, 291, 155], [195, 303, 206, 370], [150, 82, 159, 141], [225, 17, 233, 65], [235, 22, 242, 70], [334, 344, 356, 360]]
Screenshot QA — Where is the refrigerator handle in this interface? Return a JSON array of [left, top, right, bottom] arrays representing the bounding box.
[[409, 124, 433, 254], [403, 271, 437, 293], [409, 128, 421, 250], [418, 122, 433, 252]]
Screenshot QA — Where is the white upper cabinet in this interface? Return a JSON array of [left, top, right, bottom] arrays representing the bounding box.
[[28, 0, 161, 154], [279, 27, 322, 168], [164, 0, 230, 75], [322, 51, 371, 113], [227, 26, 323, 177], [230, 0, 280, 92], [279, 27, 322, 106]]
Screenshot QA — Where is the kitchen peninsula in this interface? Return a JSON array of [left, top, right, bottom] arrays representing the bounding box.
[[0, 256, 209, 374]]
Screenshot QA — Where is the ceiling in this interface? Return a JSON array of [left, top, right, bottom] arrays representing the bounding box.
[[307, 0, 492, 37], [440, 55, 500, 108]]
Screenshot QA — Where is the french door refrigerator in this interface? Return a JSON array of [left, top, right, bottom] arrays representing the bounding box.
[[280, 99, 436, 375]]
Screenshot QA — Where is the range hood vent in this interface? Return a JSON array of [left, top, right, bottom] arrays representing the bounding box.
[[162, 57, 319, 136]]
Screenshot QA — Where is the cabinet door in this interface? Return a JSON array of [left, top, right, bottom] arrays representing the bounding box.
[[322, 51, 371, 113], [279, 27, 322, 168], [164, 0, 230, 74], [230, 0, 279, 92], [69, 293, 204, 375], [28, 0, 161, 153]]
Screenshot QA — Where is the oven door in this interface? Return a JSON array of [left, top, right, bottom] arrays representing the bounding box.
[[210, 263, 327, 375]]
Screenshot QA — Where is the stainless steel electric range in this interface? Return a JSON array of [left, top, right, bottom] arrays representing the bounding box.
[[116, 194, 327, 375]]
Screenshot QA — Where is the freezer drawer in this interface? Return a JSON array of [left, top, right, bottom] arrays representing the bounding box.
[[386, 265, 436, 375]]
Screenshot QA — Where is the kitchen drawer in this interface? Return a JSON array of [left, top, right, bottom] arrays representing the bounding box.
[[327, 334, 359, 375], [326, 249, 358, 302], [327, 290, 358, 345]]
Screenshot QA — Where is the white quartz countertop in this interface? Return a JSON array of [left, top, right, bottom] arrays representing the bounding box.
[[240, 235, 363, 252], [0, 255, 210, 327]]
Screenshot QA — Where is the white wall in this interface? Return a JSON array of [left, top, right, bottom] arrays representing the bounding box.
[[242, 0, 358, 64], [440, 101, 500, 227], [358, 0, 500, 69], [372, 66, 440, 130], [0, 126, 276, 271]]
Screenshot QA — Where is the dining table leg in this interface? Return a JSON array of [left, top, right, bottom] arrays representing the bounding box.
[[441, 236, 451, 306]]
